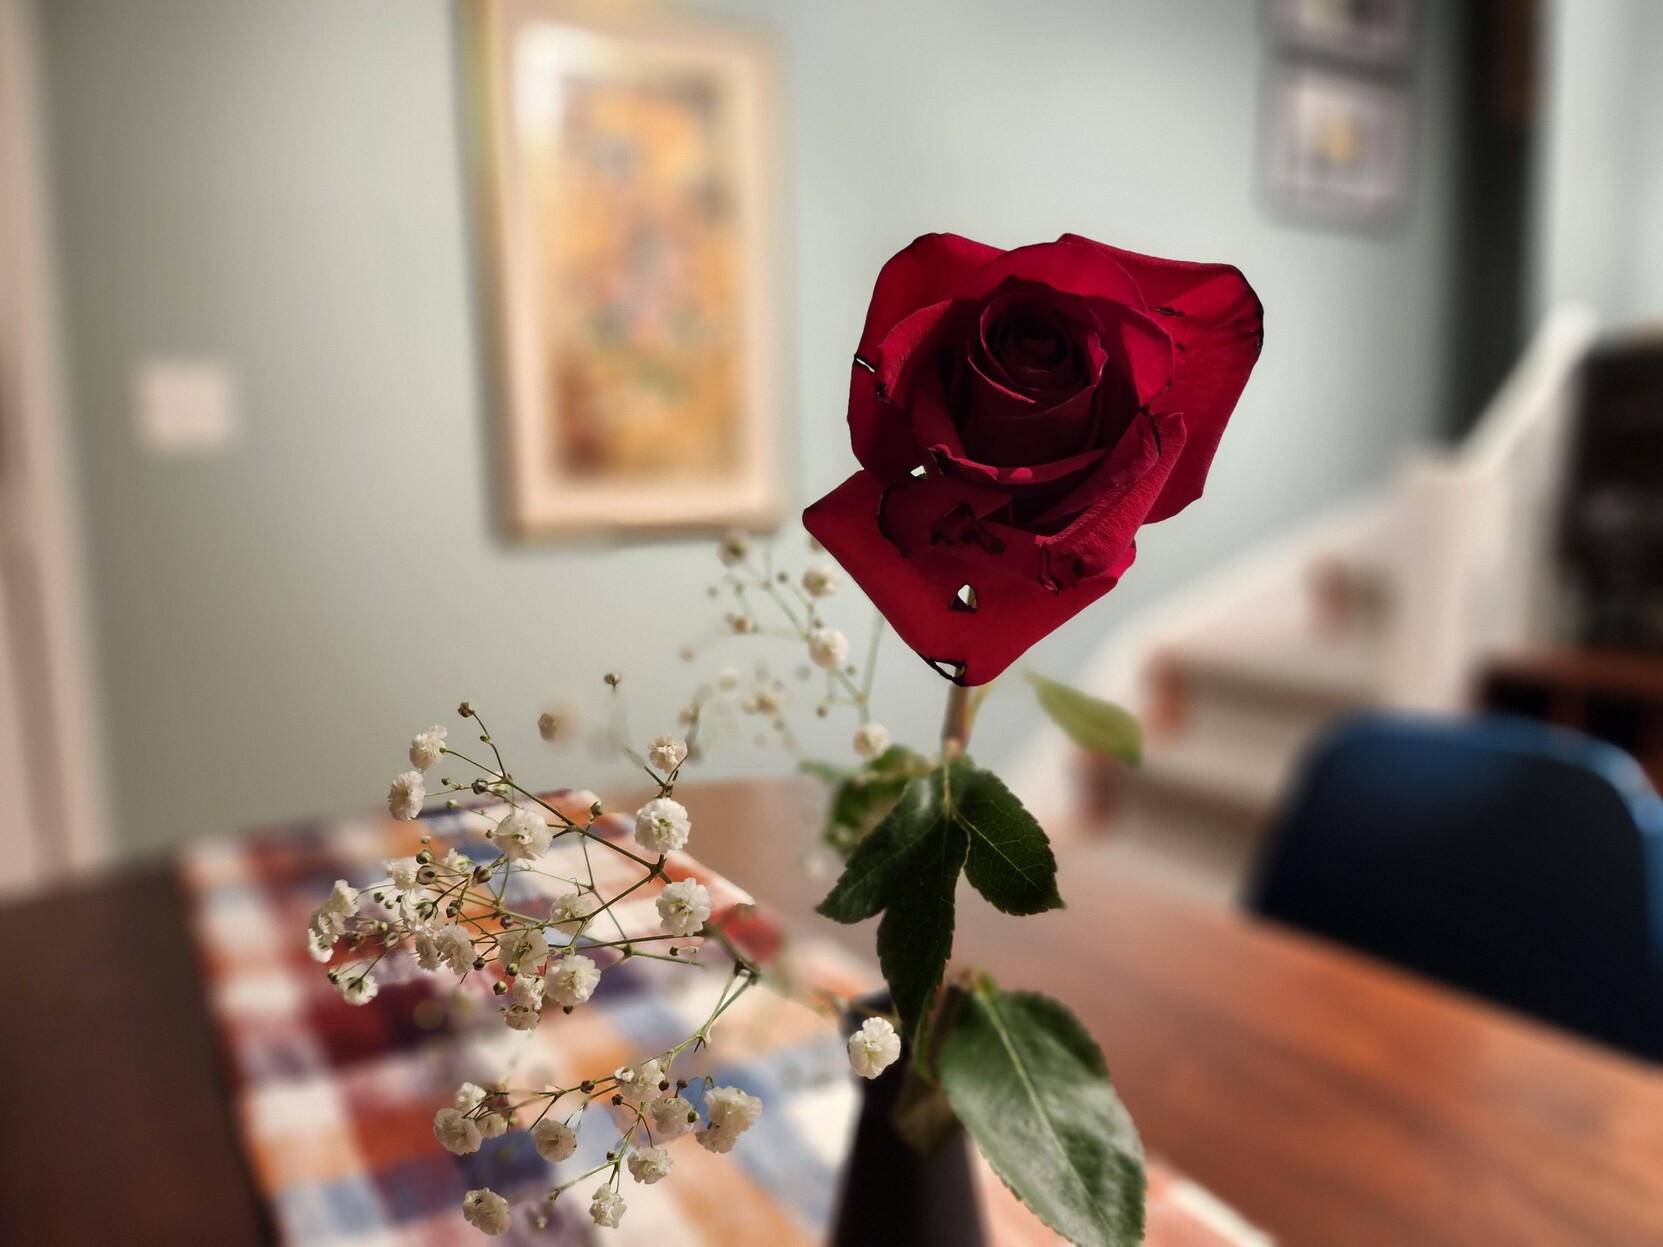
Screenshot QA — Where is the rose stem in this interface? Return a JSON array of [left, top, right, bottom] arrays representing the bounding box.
[[941, 683, 972, 762]]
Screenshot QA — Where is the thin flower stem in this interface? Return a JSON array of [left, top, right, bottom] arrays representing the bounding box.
[[859, 604, 884, 707]]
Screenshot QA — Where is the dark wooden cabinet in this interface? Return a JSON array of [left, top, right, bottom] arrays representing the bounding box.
[[1480, 647, 1663, 787]]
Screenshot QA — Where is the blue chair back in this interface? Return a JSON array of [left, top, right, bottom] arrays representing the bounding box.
[[1250, 711, 1663, 1062]]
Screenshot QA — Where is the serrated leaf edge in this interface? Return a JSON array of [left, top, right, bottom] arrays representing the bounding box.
[[944, 988, 1145, 1247]]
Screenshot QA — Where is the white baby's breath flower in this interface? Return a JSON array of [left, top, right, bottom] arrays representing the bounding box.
[[335, 966, 378, 1005], [808, 628, 849, 670], [305, 879, 363, 949], [433, 1107, 482, 1156], [326, 879, 360, 916], [717, 529, 751, 567], [706, 1085, 763, 1130], [634, 797, 691, 855], [493, 807, 552, 860], [442, 848, 473, 876], [409, 725, 447, 772], [848, 1016, 902, 1079], [627, 1145, 673, 1185], [395, 886, 436, 931], [696, 1085, 763, 1154], [648, 1095, 696, 1141], [388, 771, 425, 820], [455, 1082, 488, 1112], [532, 1117, 578, 1162], [496, 927, 549, 975], [309, 906, 346, 943], [544, 954, 601, 1008], [590, 1185, 626, 1229], [462, 1187, 511, 1236], [716, 666, 740, 692], [613, 1058, 665, 1108], [426, 923, 474, 976], [802, 564, 839, 597], [503, 974, 543, 1031], [853, 723, 891, 760], [655, 879, 711, 937], [306, 924, 336, 962], [477, 1113, 507, 1140], [414, 930, 442, 971], [387, 856, 421, 891], [647, 734, 688, 773], [695, 1121, 742, 1154], [750, 685, 784, 716], [548, 890, 596, 937]]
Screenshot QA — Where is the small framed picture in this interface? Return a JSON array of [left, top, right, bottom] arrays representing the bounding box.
[[1270, 0, 1416, 66], [466, 0, 782, 539], [1265, 63, 1410, 226]]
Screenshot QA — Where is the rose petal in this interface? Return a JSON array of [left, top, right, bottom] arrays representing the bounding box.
[[858, 233, 1004, 360], [876, 474, 1011, 558], [1026, 409, 1181, 530], [957, 236, 1145, 308], [957, 377, 1101, 469], [1063, 236, 1262, 521], [848, 366, 926, 480], [807, 471, 1145, 686], [900, 352, 969, 461], [935, 413, 1181, 595], [1080, 299, 1176, 413], [974, 282, 1100, 394]]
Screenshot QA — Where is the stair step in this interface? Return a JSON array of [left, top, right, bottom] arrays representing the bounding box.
[[1168, 636, 1381, 709], [1133, 733, 1298, 818]]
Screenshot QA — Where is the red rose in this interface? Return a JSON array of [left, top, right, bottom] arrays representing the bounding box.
[[804, 233, 1262, 686]]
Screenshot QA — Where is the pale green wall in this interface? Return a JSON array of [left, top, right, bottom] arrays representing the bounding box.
[[36, 0, 1460, 854], [1625, 0, 1663, 321], [1533, 0, 1663, 325]]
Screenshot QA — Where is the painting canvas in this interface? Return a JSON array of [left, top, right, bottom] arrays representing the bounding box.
[[1266, 63, 1409, 225], [471, 1, 779, 537]]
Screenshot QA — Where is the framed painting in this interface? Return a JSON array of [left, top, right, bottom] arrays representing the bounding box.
[[1269, 0, 1415, 66], [1264, 62, 1410, 226], [467, 0, 780, 538]]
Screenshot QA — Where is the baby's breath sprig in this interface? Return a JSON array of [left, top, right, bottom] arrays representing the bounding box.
[[305, 712, 776, 1236], [674, 529, 892, 765]]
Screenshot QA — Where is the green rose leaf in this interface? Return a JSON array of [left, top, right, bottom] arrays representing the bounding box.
[[953, 766, 1063, 916], [1026, 671, 1143, 766], [816, 772, 937, 923], [876, 815, 967, 1042], [816, 766, 968, 1042], [940, 981, 1145, 1247], [818, 762, 1065, 1039], [808, 744, 934, 859]]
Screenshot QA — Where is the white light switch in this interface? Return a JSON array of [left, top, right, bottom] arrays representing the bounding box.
[[132, 357, 241, 456]]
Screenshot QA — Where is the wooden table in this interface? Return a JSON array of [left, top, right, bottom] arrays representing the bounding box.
[[6, 780, 1663, 1247]]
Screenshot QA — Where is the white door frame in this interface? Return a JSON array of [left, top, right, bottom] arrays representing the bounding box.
[[0, 0, 111, 891]]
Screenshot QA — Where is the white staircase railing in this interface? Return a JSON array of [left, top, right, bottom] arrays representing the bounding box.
[[1386, 303, 1598, 708]]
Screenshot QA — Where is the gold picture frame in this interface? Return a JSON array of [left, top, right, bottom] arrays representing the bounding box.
[[467, 0, 781, 539]]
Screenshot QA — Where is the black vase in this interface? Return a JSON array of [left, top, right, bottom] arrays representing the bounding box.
[[829, 993, 987, 1247]]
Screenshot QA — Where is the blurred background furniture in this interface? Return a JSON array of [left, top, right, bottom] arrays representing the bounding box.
[[1481, 646, 1663, 788], [1559, 336, 1663, 650], [1249, 712, 1663, 1062]]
